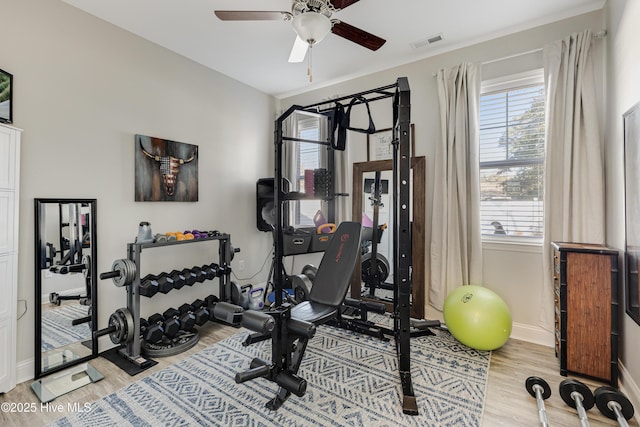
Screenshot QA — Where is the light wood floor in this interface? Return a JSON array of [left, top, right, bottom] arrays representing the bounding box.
[[1, 323, 637, 427]]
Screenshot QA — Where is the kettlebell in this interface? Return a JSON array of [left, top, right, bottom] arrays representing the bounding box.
[[248, 287, 264, 311], [135, 221, 155, 244], [239, 284, 252, 309]]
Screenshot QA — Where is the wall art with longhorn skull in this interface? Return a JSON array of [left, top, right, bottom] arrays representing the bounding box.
[[135, 134, 198, 202]]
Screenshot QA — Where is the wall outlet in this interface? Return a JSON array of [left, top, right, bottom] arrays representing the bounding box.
[[238, 260, 245, 271]]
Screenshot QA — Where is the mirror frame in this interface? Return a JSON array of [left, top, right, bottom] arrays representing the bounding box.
[[34, 198, 98, 379], [624, 102, 640, 326], [350, 157, 426, 319]]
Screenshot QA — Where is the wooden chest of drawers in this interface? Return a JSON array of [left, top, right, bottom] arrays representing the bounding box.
[[552, 242, 619, 386]]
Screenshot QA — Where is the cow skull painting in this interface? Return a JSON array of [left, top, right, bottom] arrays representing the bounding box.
[[135, 134, 198, 202]]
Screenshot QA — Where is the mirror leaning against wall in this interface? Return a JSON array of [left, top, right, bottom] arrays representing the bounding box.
[[32, 198, 103, 402]]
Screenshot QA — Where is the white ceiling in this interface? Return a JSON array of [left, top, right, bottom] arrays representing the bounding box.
[[60, 0, 604, 98]]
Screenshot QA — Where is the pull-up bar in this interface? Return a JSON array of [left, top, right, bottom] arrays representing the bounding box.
[[300, 82, 398, 112]]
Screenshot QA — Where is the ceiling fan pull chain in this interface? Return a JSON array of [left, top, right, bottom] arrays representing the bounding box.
[[308, 44, 313, 82]]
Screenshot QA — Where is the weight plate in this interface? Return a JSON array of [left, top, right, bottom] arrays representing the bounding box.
[[49, 292, 61, 306], [301, 264, 317, 282], [291, 274, 312, 302], [361, 252, 390, 283], [142, 331, 200, 357], [230, 281, 242, 306], [594, 386, 635, 420], [112, 258, 136, 287], [525, 376, 551, 399], [108, 307, 133, 344], [559, 379, 594, 410], [82, 255, 91, 279]]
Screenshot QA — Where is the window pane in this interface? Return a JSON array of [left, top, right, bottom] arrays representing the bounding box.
[[480, 165, 543, 237], [479, 79, 545, 239], [285, 114, 326, 228]]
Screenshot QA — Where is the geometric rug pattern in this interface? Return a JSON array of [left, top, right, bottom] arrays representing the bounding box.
[[49, 325, 490, 427], [41, 304, 92, 351]]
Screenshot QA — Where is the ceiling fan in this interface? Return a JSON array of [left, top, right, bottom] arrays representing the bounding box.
[[214, 0, 386, 63]]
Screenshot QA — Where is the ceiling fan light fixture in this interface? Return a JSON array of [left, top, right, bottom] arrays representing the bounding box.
[[291, 12, 332, 45]]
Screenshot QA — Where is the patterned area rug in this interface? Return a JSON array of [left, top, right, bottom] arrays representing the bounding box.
[[41, 304, 92, 351], [50, 325, 490, 427]]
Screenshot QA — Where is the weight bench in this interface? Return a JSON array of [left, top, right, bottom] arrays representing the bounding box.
[[235, 221, 362, 410]]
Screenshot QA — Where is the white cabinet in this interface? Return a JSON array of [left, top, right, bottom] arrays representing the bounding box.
[[0, 123, 20, 393]]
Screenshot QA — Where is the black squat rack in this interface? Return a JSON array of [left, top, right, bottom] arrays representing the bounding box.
[[272, 77, 419, 415]]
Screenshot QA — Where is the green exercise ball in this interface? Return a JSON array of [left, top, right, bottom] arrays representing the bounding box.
[[443, 285, 512, 351]]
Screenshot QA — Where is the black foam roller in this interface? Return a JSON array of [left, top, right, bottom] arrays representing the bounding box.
[[241, 310, 275, 334]]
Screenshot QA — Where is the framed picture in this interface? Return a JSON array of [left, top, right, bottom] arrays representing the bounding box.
[[0, 68, 13, 124], [367, 124, 415, 161], [135, 134, 199, 202]]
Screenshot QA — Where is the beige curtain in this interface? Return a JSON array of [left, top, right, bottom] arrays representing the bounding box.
[[540, 29, 605, 329], [430, 63, 483, 310]]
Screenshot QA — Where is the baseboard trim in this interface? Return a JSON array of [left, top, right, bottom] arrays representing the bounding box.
[[619, 361, 640, 425], [17, 357, 34, 385], [510, 322, 554, 348]]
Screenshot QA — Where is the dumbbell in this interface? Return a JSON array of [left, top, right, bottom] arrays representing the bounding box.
[[184, 299, 210, 326], [204, 294, 219, 309], [142, 315, 167, 344], [559, 379, 594, 427], [139, 273, 175, 297], [139, 274, 159, 297], [169, 270, 186, 290], [200, 263, 218, 280], [191, 266, 208, 283], [172, 304, 197, 331], [594, 386, 635, 427], [181, 268, 198, 286], [160, 308, 184, 338], [525, 376, 551, 427]]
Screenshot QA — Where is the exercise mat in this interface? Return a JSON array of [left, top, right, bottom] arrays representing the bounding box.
[[49, 325, 490, 427], [41, 304, 92, 351]]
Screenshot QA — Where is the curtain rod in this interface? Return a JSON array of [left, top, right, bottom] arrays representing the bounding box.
[[432, 29, 607, 77], [481, 47, 544, 66]]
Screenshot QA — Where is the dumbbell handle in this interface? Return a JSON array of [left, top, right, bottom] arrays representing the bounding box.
[[99, 270, 121, 280], [532, 385, 550, 427], [571, 392, 591, 427], [608, 401, 630, 427]]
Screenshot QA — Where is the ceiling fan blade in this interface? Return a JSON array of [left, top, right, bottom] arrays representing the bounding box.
[[288, 36, 308, 63], [329, 0, 361, 10], [214, 10, 290, 21], [331, 21, 386, 51]]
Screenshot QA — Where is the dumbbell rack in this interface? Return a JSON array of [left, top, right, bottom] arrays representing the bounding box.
[[120, 233, 234, 369]]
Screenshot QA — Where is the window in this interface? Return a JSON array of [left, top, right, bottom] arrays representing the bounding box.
[[479, 70, 545, 239], [284, 111, 328, 228], [296, 125, 322, 227]]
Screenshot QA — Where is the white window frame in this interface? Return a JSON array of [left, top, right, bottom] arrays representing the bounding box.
[[479, 69, 545, 246], [284, 111, 327, 228]]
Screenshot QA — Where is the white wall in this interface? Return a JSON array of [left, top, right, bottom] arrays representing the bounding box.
[[281, 11, 604, 346], [1, 0, 277, 375], [604, 0, 640, 408]]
